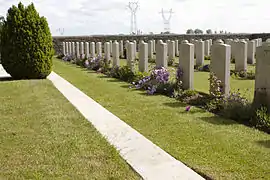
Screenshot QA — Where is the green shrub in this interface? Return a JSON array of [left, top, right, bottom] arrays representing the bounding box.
[[109, 65, 135, 82], [231, 70, 255, 80], [148, 58, 155, 63], [204, 56, 210, 60], [168, 57, 175, 66], [251, 107, 270, 133], [0, 2, 54, 79]]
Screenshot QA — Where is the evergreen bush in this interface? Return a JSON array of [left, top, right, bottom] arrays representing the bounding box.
[[0, 2, 54, 79]]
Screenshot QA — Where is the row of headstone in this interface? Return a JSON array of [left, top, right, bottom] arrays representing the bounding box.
[[62, 38, 262, 73], [61, 39, 270, 110]]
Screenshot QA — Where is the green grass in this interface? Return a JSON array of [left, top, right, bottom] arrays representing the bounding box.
[[0, 78, 139, 179], [53, 58, 270, 180]]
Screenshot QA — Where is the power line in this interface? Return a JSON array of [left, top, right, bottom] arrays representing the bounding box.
[[159, 8, 174, 33], [56, 28, 65, 35], [127, 2, 139, 35]]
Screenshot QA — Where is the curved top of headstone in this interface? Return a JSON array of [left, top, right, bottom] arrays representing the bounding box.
[[181, 40, 189, 44], [266, 39, 270, 43], [239, 39, 247, 43], [158, 40, 163, 44], [215, 39, 224, 44]]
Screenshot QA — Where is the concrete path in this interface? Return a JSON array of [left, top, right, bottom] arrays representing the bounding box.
[[0, 65, 204, 180], [47, 72, 204, 180]]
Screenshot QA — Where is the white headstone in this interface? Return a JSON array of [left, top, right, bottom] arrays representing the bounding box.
[[156, 42, 168, 68], [71, 42, 75, 56], [120, 40, 124, 58], [112, 41, 120, 66], [179, 41, 194, 90], [148, 40, 154, 60], [96, 42, 102, 57], [168, 41, 176, 62], [127, 42, 135, 72], [247, 40, 256, 64], [211, 42, 231, 95], [90, 42, 95, 57], [62, 42, 66, 55], [196, 40, 205, 66], [104, 42, 111, 61], [253, 42, 270, 110], [76, 42, 80, 59], [85, 42, 90, 58], [235, 40, 247, 71], [175, 40, 179, 56], [139, 42, 148, 72]]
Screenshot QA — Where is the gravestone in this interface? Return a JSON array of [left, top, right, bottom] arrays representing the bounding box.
[[196, 40, 204, 66], [127, 42, 135, 72], [148, 40, 154, 60], [90, 42, 95, 58], [175, 40, 179, 56], [96, 42, 102, 57], [104, 42, 111, 61], [110, 40, 113, 54], [153, 40, 156, 53], [155, 40, 163, 65], [85, 42, 90, 58], [168, 41, 176, 62], [209, 39, 213, 46], [235, 40, 247, 71], [71, 42, 75, 56], [120, 40, 124, 58], [179, 40, 194, 90], [112, 41, 120, 66], [156, 42, 168, 68], [204, 40, 210, 56], [80, 42, 84, 59], [210, 40, 231, 95], [139, 41, 148, 72], [133, 40, 137, 58], [63, 42, 66, 55], [76, 42, 80, 59], [247, 40, 256, 64], [124, 40, 129, 59], [253, 42, 270, 110]]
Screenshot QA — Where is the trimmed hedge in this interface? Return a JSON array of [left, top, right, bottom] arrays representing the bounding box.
[[0, 2, 54, 79]]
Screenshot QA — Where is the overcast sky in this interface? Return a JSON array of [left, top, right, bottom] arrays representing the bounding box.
[[0, 0, 269, 36]]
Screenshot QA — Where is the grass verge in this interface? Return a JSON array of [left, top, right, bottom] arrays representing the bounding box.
[[0, 78, 139, 179]]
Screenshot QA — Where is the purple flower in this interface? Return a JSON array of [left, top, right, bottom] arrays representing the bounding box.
[[185, 106, 191, 111]]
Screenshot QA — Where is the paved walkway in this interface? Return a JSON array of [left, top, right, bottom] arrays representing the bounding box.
[[0, 65, 204, 180]]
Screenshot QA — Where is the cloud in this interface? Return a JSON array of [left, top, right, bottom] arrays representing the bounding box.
[[0, 0, 269, 35]]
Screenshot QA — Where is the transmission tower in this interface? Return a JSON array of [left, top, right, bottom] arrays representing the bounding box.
[[127, 2, 139, 35], [56, 28, 65, 35], [159, 8, 174, 33]]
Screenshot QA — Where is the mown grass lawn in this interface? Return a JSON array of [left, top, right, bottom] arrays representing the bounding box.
[[53, 57, 270, 180], [0, 78, 139, 179]]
